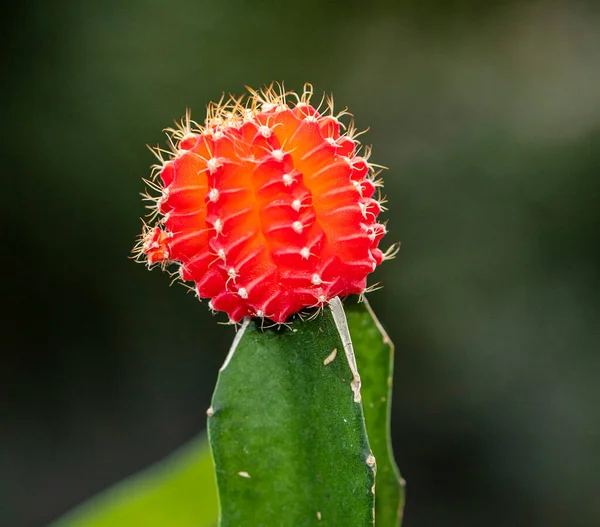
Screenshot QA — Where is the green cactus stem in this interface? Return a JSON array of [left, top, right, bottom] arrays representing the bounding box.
[[207, 299, 376, 526], [207, 296, 402, 526]]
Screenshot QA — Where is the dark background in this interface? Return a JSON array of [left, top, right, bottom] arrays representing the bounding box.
[[3, 0, 600, 526]]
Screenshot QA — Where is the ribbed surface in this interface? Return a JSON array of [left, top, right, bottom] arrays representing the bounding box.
[[137, 84, 388, 323]]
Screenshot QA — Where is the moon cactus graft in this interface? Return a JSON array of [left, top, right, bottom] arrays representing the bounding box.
[[134, 83, 394, 323]]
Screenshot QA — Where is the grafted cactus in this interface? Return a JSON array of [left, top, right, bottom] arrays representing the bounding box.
[[132, 83, 403, 526]]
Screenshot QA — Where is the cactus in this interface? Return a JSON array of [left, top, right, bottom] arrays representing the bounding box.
[[134, 83, 391, 323], [50, 83, 403, 527], [207, 298, 376, 526], [134, 83, 402, 526]]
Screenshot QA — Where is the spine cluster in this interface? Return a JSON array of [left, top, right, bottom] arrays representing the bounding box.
[[135, 84, 392, 323]]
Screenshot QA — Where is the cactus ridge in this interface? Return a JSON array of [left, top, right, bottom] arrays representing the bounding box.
[[135, 83, 390, 323]]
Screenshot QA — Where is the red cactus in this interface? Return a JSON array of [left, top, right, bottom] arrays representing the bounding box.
[[135, 83, 392, 323]]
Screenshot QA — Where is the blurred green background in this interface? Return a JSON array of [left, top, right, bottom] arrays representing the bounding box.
[[3, 0, 600, 525]]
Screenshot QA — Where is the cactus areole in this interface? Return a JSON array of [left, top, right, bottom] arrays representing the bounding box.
[[135, 84, 391, 323]]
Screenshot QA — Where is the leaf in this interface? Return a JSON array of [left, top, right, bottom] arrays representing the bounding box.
[[47, 436, 218, 527], [345, 296, 405, 527], [207, 308, 376, 527]]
